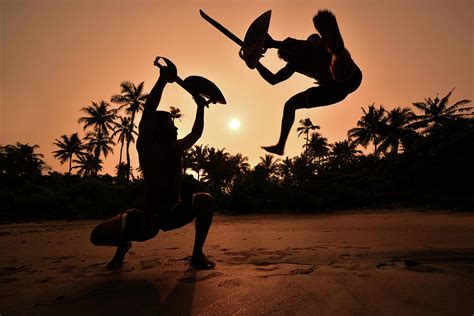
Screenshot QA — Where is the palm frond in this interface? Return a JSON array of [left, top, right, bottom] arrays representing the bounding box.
[[438, 88, 455, 111]]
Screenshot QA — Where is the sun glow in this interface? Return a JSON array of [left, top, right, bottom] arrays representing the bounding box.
[[228, 118, 241, 131]]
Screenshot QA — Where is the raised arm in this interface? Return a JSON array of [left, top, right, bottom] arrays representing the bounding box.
[[177, 96, 208, 151], [138, 58, 177, 140], [255, 62, 295, 85]]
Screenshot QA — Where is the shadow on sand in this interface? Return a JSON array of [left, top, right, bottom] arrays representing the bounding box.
[[35, 269, 196, 316]]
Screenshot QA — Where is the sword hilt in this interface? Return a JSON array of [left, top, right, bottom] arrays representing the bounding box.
[[154, 56, 211, 107]]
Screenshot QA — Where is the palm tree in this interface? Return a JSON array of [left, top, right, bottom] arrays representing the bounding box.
[[169, 106, 184, 122], [307, 132, 329, 167], [84, 131, 115, 175], [0, 143, 47, 180], [348, 104, 387, 156], [297, 118, 320, 161], [52, 133, 85, 174], [202, 147, 233, 193], [135, 165, 144, 180], [258, 154, 281, 181], [411, 88, 472, 132], [290, 155, 316, 186], [277, 156, 293, 183], [231, 153, 250, 173], [78, 101, 117, 136], [111, 81, 147, 182], [73, 154, 102, 177], [111, 116, 137, 168], [115, 162, 134, 184], [187, 144, 209, 181], [229, 153, 251, 183], [329, 140, 362, 169], [378, 107, 417, 155]]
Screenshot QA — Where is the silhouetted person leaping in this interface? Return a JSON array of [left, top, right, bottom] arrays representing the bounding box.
[[90, 58, 216, 270], [255, 10, 362, 155]]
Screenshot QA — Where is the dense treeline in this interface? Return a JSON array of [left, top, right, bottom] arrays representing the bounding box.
[[1, 86, 472, 220]]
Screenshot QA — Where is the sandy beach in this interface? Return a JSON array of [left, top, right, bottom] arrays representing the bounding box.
[[0, 209, 473, 315]]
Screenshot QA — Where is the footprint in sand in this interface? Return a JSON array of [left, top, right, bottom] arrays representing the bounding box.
[[258, 273, 288, 279], [178, 271, 223, 283], [0, 264, 37, 275], [339, 253, 351, 260], [353, 271, 370, 277], [36, 277, 56, 283], [329, 254, 359, 270], [224, 251, 255, 263], [141, 258, 161, 270], [41, 255, 76, 262], [218, 278, 242, 287], [256, 266, 279, 272], [377, 259, 444, 273], [290, 265, 317, 275]]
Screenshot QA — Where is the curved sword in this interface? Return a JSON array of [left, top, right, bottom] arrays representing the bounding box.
[[199, 9, 244, 47]]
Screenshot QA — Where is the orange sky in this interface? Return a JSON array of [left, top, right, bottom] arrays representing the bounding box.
[[1, 0, 473, 175]]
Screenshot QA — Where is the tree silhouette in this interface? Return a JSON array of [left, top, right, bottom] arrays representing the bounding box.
[[411, 88, 472, 132], [115, 162, 134, 184], [111, 81, 147, 182], [289, 155, 315, 187], [258, 154, 281, 182], [78, 101, 117, 136], [277, 156, 293, 184], [202, 147, 233, 193], [378, 107, 417, 155], [307, 132, 329, 168], [73, 154, 102, 178], [348, 104, 387, 156], [229, 153, 250, 184], [297, 118, 320, 162], [187, 145, 209, 181], [84, 130, 115, 176], [0, 143, 47, 181], [329, 140, 361, 169], [111, 116, 137, 169], [52, 133, 85, 174], [169, 106, 184, 122]]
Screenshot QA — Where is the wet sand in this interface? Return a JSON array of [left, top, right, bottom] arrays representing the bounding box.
[[1, 209, 473, 315]]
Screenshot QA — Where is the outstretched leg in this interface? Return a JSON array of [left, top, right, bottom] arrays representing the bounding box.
[[191, 193, 215, 269], [262, 87, 349, 155], [262, 92, 307, 155]]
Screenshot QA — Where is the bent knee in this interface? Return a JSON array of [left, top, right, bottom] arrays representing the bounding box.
[[135, 225, 159, 242], [193, 193, 214, 212], [284, 99, 299, 112], [90, 224, 107, 246], [194, 192, 214, 203]]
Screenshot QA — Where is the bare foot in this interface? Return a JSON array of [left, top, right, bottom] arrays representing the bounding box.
[[106, 242, 132, 269], [261, 145, 284, 156], [191, 253, 216, 270], [313, 10, 344, 54]]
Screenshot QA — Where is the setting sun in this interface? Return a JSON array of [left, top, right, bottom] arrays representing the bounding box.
[[228, 118, 241, 131]]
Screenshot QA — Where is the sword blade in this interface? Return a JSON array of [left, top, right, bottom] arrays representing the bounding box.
[[199, 9, 244, 47]]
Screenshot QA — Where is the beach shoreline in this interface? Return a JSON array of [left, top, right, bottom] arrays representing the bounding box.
[[1, 209, 473, 315]]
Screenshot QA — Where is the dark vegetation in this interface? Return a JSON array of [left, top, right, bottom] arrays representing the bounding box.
[[1, 87, 472, 220]]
